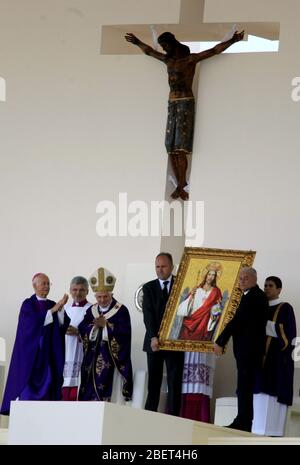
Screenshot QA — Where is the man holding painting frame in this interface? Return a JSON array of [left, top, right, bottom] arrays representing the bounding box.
[[214, 267, 268, 432], [142, 252, 184, 416], [158, 247, 266, 430]]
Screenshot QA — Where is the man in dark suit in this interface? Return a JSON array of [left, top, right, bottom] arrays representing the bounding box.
[[143, 252, 184, 416], [214, 267, 268, 432]]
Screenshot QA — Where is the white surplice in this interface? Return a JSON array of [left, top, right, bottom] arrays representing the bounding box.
[[63, 302, 91, 387]]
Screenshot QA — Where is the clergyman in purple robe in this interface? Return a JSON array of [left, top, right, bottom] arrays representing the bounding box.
[[252, 276, 297, 436], [0, 273, 70, 415], [78, 267, 133, 402]]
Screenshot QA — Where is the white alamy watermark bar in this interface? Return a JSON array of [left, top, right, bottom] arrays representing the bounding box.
[[291, 77, 300, 102], [0, 77, 6, 102], [292, 337, 300, 361], [96, 193, 204, 244]]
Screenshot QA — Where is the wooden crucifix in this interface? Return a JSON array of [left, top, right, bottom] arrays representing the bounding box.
[[125, 30, 244, 200]]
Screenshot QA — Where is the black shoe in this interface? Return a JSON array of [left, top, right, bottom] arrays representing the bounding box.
[[224, 421, 251, 432], [224, 421, 241, 430]]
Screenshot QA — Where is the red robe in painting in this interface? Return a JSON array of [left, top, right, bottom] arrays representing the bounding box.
[[179, 287, 222, 341]]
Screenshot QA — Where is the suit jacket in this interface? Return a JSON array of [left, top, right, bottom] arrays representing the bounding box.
[[142, 276, 174, 352], [216, 285, 268, 366]]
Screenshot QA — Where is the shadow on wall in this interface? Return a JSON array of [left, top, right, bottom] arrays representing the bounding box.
[[211, 339, 236, 421], [294, 367, 300, 398]]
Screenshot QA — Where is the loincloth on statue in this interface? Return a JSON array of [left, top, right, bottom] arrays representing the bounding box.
[[165, 97, 195, 154]]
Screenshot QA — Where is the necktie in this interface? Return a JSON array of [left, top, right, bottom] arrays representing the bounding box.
[[162, 281, 169, 303]]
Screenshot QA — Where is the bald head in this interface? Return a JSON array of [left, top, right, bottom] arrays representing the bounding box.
[[239, 267, 257, 292], [32, 273, 50, 298]]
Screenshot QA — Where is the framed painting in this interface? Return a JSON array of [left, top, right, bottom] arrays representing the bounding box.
[[159, 247, 256, 353]]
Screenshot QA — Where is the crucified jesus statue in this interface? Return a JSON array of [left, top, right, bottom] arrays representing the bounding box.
[[125, 30, 244, 200]]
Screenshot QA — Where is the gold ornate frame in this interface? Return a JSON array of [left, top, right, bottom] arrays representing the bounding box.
[[159, 247, 256, 353]]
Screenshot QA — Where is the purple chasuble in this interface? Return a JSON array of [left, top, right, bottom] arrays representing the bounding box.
[[0, 295, 70, 415], [254, 302, 296, 405], [78, 298, 133, 401]]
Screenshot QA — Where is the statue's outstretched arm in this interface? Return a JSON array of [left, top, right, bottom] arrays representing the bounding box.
[[125, 33, 166, 62], [192, 30, 245, 63]]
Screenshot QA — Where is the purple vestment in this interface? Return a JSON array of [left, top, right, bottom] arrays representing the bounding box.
[[254, 302, 296, 405], [0, 295, 70, 415], [78, 298, 133, 401]]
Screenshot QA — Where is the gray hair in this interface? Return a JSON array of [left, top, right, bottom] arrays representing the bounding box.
[[70, 276, 89, 289], [240, 267, 257, 277]]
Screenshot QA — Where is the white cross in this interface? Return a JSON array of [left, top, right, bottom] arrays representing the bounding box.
[[99, 0, 278, 55]]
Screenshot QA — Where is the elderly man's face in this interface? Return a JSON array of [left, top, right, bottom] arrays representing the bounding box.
[[239, 271, 256, 291], [70, 284, 88, 304], [95, 291, 112, 308], [33, 274, 50, 298]]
